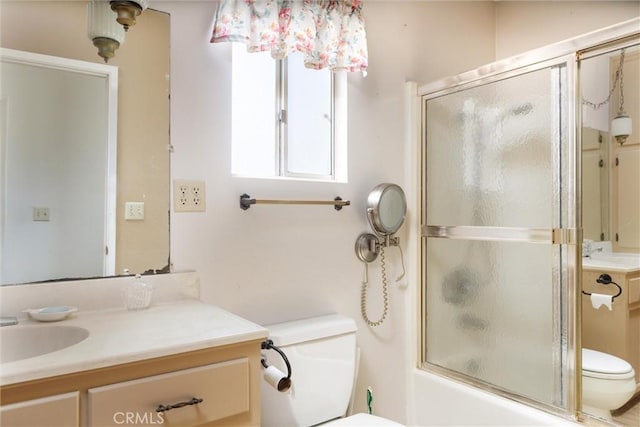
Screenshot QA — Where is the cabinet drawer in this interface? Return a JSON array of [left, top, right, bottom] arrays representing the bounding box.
[[0, 391, 79, 427], [88, 358, 249, 426]]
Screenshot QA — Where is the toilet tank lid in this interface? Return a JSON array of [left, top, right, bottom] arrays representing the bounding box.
[[582, 348, 632, 374], [265, 314, 356, 347]]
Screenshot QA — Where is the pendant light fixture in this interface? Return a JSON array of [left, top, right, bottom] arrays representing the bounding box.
[[611, 49, 632, 145], [87, 0, 125, 63], [110, 0, 149, 31], [582, 48, 633, 145]]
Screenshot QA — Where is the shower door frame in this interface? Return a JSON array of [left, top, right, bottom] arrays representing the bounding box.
[[420, 51, 578, 419], [416, 18, 640, 421]]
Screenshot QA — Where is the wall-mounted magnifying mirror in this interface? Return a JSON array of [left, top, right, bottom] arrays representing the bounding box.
[[355, 183, 407, 327], [367, 183, 407, 236], [356, 183, 407, 264]]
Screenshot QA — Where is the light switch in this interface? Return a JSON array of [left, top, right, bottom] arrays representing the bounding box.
[[125, 202, 145, 220], [33, 207, 50, 222]]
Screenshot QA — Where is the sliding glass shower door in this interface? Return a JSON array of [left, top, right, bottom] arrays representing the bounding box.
[[421, 57, 577, 411]]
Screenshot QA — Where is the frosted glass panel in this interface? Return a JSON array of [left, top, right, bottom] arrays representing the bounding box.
[[422, 62, 568, 410], [425, 238, 556, 404], [426, 68, 556, 228]]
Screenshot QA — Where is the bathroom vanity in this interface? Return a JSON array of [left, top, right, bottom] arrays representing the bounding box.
[[0, 286, 268, 427], [582, 254, 640, 392]]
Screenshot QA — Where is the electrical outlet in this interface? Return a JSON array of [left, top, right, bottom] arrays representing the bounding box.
[[173, 180, 206, 212], [125, 202, 145, 220]]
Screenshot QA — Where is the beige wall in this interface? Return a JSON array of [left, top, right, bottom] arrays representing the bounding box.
[[495, 1, 640, 59], [0, 2, 170, 275]]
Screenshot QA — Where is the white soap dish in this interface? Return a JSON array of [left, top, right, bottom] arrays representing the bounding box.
[[23, 306, 77, 322]]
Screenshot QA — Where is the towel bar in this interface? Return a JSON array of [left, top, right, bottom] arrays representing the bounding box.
[[240, 194, 350, 211]]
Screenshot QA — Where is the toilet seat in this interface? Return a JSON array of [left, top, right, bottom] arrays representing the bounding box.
[[582, 348, 635, 380], [322, 413, 405, 426]]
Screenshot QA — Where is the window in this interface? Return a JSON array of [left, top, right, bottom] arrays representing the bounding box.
[[231, 43, 347, 181]]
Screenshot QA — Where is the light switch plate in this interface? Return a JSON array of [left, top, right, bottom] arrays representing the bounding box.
[[125, 202, 145, 220], [33, 207, 50, 221]]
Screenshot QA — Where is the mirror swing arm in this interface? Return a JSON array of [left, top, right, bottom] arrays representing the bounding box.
[[355, 232, 400, 264]]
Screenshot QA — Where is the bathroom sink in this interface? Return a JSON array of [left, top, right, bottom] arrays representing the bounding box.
[[0, 325, 89, 364], [583, 252, 640, 271]]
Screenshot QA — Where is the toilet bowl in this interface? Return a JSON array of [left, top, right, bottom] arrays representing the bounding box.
[[582, 348, 636, 420], [261, 314, 405, 426]]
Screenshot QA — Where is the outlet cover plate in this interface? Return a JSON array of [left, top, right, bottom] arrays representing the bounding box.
[[173, 180, 206, 212]]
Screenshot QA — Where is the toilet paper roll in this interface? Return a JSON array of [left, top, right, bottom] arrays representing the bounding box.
[[590, 293, 613, 311], [263, 365, 292, 392]]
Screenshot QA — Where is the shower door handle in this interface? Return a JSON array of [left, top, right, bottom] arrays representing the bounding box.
[[423, 225, 578, 245]]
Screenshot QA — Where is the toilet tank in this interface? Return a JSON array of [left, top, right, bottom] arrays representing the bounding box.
[[261, 314, 357, 427]]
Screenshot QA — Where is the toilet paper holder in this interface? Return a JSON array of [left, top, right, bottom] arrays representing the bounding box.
[[261, 339, 292, 392], [581, 273, 622, 300]]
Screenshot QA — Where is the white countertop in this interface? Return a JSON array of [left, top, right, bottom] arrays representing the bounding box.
[[581, 252, 640, 273], [0, 300, 268, 386]]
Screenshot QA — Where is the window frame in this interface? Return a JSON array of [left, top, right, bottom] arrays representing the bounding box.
[[230, 43, 347, 183], [277, 57, 337, 181]]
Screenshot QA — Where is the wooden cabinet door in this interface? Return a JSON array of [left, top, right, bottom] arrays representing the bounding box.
[[0, 391, 79, 427], [614, 146, 640, 251]]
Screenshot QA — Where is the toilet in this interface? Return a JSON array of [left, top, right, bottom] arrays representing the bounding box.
[[261, 314, 404, 426], [582, 348, 637, 420]]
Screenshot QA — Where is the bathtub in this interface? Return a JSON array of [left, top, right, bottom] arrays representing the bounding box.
[[410, 370, 578, 426]]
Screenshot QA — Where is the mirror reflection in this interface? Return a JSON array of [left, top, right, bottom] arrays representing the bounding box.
[[581, 43, 640, 251], [1, 51, 117, 284], [580, 41, 639, 425], [0, 3, 170, 285]]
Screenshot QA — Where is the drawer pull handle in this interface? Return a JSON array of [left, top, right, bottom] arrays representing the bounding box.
[[156, 397, 204, 413]]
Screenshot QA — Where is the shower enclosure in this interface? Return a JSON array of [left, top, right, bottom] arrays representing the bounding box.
[[419, 20, 639, 420]]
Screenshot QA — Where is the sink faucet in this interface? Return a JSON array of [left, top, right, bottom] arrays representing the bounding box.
[[0, 316, 18, 327], [582, 240, 604, 257]]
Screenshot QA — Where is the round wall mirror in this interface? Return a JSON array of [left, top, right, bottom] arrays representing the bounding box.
[[367, 183, 407, 236]]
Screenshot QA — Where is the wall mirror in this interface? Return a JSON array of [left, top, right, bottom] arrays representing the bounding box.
[[0, 4, 170, 285], [579, 39, 639, 426], [581, 42, 639, 253]]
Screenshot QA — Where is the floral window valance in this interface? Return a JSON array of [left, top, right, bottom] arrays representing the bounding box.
[[210, 0, 368, 73]]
